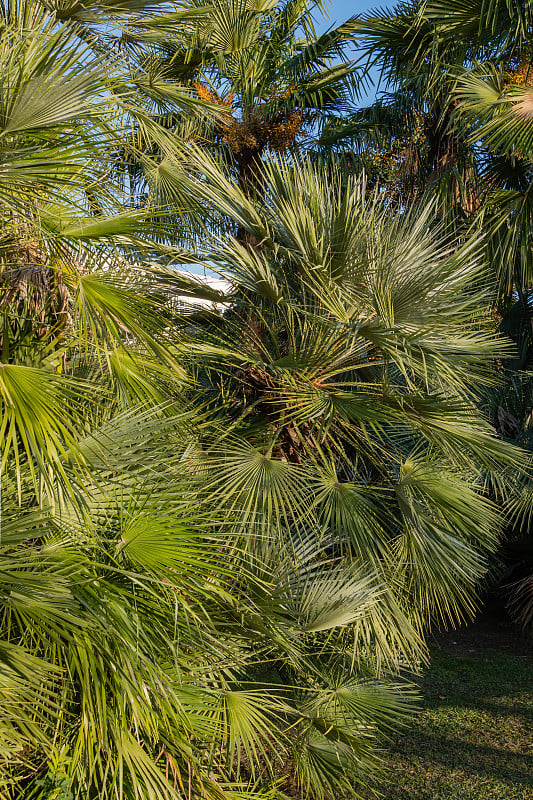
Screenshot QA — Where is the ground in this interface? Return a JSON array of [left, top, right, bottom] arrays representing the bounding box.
[[362, 610, 533, 800]]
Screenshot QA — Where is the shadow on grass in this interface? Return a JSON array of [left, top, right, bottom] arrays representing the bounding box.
[[423, 696, 533, 723], [389, 732, 533, 787], [362, 616, 533, 799]]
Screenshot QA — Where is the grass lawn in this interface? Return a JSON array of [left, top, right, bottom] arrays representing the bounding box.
[[363, 611, 533, 800]]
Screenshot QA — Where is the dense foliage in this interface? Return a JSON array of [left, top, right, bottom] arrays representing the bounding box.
[[334, 0, 533, 631], [0, 1, 531, 799]]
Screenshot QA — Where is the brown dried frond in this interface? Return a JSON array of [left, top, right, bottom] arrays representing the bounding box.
[[507, 575, 533, 629], [496, 406, 520, 438], [0, 230, 73, 346]]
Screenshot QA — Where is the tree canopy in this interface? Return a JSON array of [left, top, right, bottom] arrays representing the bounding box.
[[0, 1, 532, 798]]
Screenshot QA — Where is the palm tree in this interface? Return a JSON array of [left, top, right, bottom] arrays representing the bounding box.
[[316, 0, 487, 214], [111, 0, 360, 201], [6, 121, 518, 790], [0, 5, 525, 798], [159, 150, 517, 644], [0, 0, 205, 492], [3, 403, 419, 799], [0, 7, 417, 799], [331, 0, 533, 628], [321, 0, 533, 302]]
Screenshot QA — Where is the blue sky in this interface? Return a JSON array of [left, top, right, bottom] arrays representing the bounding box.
[[326, 0, 377, 25], [319, 0, 384, 103]]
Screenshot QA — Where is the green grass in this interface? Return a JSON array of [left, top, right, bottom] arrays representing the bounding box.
[[362, 614, 533, 800]]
